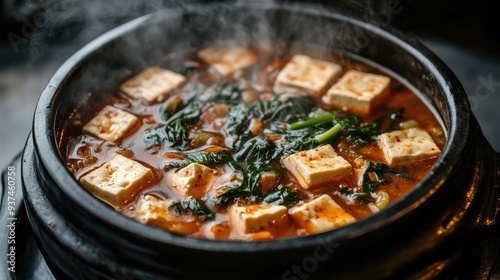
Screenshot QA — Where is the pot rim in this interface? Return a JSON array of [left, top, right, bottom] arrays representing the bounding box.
[[31, 2, 470, 252]]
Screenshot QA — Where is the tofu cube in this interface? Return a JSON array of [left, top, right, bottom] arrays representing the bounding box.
[[137, 195, 171, 224], [82, 105, 140, 142], [326, 70, 391, 115], [274, 54, 341, 98], [79, 155, 155, 206], [197, 46, 257, 76], [283, 144, 352, 188], [290, 194, 355, 234], [229, 204, 288, 234], [120, 67, 186, 103], [169, 163, 216, 199], [378, 127, 441, 166]]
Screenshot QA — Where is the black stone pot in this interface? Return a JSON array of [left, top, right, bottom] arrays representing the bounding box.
[[20, 2, 500, 280]]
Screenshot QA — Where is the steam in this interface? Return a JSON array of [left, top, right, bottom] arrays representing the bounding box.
[[12, 0, 194, 60], [10, 0, 399, 62]]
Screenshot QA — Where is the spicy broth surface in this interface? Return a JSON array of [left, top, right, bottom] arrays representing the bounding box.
[[62, 45, 446, 240]]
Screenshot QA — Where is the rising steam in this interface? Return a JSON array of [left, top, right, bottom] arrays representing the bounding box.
[[10, 0, 399, 61]]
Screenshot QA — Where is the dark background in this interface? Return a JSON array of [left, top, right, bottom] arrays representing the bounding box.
[[2, 0, 500, 65], [1, 0, 499, 169]]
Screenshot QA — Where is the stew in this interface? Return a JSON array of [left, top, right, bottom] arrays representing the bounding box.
[[63, 45, 446, 240]]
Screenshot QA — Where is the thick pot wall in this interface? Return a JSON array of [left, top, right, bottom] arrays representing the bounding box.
[[20, 3, 500, 280]]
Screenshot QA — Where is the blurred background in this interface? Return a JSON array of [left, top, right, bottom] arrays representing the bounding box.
[[0, 0, 499, 169]]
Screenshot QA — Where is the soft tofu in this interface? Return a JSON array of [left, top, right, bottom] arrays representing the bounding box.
[[283, 144, 352, 188], [197, 46, 257, 76], [273, 54, 341, 98], [120, 67, 186, 103], [137, 195, 171, 224], [378, 127, 441, 166], [79, 155, 155, 206], [290, 194, 355, 234], [82, 105, 140, 142], [326, 70, 391, 115], [170, 163, 216, 199], [229, 204, 288, 234]]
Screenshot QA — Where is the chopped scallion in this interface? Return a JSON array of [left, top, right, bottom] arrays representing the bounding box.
[[290, 114, 334, 130], [314, 123, 342, 143]]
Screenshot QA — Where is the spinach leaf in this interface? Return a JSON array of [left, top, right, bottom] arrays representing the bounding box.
[[145, 84, 242, 151], [225, 103, 251, 137], [210, 84, 242, 105], [372, 108, 405, 133], [169, 198, 215, 221], [338, 186, 375, 203], [164, 151, 233, 170], [225, 94, 316, 139], [250, 94, 316, 123], [272, 122, 335, 156], [361, 161, 412, 193], [143, 127, 167, 149], [216, 163, 283, 205], [164, 102, 202, 149], [217, 185, 250, 206], [337, 115, 380, 147], [172, 63, 199, 76], [233, 136, 283, 164], [263, 185, 301, 207], [246, 163, 282, 197]]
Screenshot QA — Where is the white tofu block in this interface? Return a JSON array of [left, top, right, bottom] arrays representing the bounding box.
[[82, 105, 140, 142], [290, 194, 355, 234], [197, 46, 257, 76], [326, 70, 391, 115], [137, 195, 171, 224], [170, 163, 216, 199], [274, 54, 342, 98], [378, 127, 441, 166], [79, 155, 155, 206], [120, 67, 186, 103], [283, 144, 352, 188], [229, 204, 288, 234]]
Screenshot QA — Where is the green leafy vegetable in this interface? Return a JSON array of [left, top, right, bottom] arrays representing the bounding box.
[[172, 63, 199, 76], [169, 198, 215, 221], [334, 108, 407, 147], [361, 161, 412, 193], [159, 96, 184, 121], [338, 186, 375, 203], [216, 163, 282, 205], [263, 185, 301, 206], [143, 127, 167, 149], [225, 94, 316, 141], [246, 163, 282, 197], [233, 136, 283, 164], [164, 151, 233, 170], [372, 108, 405, 132], [144, 84, 241, 151], [209, 84, 242, 105], [164, 102, 202, 149], [337, 115, 380, 147], [217, 185, 250, 206]]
